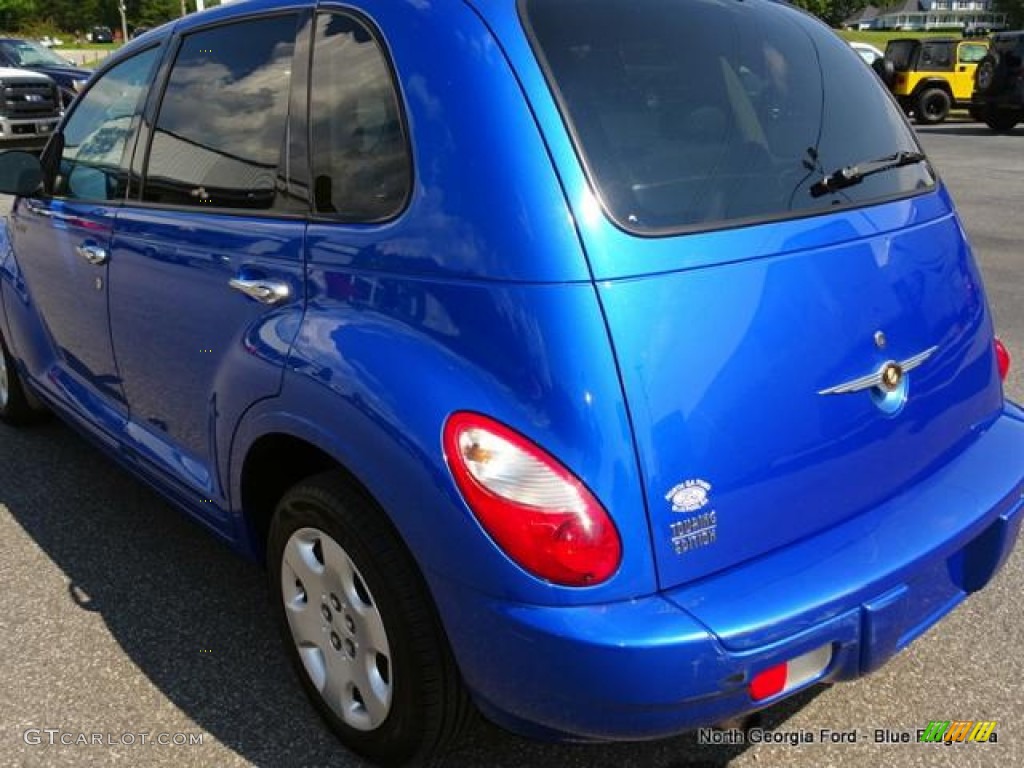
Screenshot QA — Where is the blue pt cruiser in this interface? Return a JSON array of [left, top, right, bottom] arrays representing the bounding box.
[[0, 0, 1021, 764]]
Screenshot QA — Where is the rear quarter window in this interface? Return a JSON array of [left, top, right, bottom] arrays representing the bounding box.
[[886, 40, 916, 71], [523, 0, 934, 235]]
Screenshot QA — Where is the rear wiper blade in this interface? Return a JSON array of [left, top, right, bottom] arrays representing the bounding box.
[[810, 151, 927, 198]]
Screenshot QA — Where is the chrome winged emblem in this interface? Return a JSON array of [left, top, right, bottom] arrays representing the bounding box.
[[818, 346, 938, 396]]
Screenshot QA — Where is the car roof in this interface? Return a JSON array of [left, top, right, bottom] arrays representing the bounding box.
[[889, 37, 962, 45]]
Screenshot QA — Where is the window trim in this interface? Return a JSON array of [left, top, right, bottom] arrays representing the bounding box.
[[306, 6, 414, 225]]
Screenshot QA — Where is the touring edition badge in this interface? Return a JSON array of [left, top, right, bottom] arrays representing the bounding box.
[[665, 479, 717, 556]]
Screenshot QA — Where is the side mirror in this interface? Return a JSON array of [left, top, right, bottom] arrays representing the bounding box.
[[0, 151, 43, 196]]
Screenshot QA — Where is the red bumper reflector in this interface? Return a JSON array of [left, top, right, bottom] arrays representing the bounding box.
[[995, 337, 1010, 381], [750, 663, 787, 701], [749, 644, 833, 702]]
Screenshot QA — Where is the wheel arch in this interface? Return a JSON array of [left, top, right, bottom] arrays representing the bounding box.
[[228, 399, 473, 586], [911, 78, 953, 99], [238, 430, 342, 562]]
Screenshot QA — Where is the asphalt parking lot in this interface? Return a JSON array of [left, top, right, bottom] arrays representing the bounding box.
[[1, 119, 1022, 768]]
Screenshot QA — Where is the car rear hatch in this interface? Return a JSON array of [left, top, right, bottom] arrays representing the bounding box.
[[518, 0, 1007, 590], [592, 202, 1003, 590]]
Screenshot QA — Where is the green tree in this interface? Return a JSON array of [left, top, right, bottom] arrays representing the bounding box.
[[0, 0, 38, 30], [828, 0, 871, 27], [19, 0, 223, 33], [791, 0, 871, 27], [994, 0, 1024, 27]]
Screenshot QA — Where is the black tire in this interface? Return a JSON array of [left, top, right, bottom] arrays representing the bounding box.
[[968, 105, 986, 122], [0, 332, 41, 425], [872, 57, 895, 88], [974, 54, 1002, 95], [915, 88, 951, 125], [984, 110, 1021, 133], [267, 472, 473, 766]]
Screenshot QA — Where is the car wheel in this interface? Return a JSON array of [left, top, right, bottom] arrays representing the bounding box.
[[967, 105, 986, 122], [974, 54, 1002, 95], [267, 472, 473, 766], [0, 332, 41, 425], [871, 57, 895, 88], [915, 88, 951, 124], [984, 110, 1021, 133]]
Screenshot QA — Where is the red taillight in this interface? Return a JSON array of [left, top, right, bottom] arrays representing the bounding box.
[[995, 337, 1010, 382], [442, 412, 621, 586]]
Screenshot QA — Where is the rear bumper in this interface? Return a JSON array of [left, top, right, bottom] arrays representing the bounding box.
[[432, 403, 1024, 740]]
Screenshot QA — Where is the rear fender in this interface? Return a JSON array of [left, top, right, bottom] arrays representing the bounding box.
[[228, 279, 657, 607]]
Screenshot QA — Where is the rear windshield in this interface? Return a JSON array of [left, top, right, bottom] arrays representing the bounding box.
[[523, 0, 934, 235]]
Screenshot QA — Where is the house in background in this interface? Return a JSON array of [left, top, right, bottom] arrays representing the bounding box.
[[844, 0, 1007, 31]]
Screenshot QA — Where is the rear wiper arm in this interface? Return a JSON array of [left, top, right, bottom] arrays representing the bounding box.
[[810, 151, 927, 198]]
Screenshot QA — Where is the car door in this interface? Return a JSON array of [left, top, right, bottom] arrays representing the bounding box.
[[4, 47, 160, 436], [955, 42, 988, 100], [106, 8, 310, 524]]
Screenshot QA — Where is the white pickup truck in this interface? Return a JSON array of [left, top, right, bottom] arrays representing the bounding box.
[[0, 67, 60, 151]]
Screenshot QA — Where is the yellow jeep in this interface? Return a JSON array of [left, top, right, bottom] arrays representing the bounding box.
[[874, 37, 989, 124]]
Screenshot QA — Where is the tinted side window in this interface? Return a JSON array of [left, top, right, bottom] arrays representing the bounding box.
[[143, 15, 298, 210], [920, 43, 952, 70], [55, 48, 159, 201], [310, 12, 410, 221]]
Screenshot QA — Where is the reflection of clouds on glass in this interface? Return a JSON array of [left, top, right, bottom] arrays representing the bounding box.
[[310, 15, 409, 219], [143, 18, 297, 209], [147, 129, 278, 194], [58, 49, 159, 201], [159, 39, 293, 167], [310, 30, 390, 144], [68, 115, 133, 166], [65, 76, 149, 151]]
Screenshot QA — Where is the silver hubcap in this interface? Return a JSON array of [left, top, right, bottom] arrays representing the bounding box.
[[0, 349, 9, 409], [281, 527, 393, 731]]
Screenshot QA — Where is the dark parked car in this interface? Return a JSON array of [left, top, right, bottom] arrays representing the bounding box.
[[0, 38, 91, 109], [0, 0, 1021, 765], [972, 30, 1024, 132], [90, 26, 114, 44]]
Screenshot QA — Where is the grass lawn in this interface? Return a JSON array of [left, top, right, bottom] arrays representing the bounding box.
[[837, 29, 982, 47]]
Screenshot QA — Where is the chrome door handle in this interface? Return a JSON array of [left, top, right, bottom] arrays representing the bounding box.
[[228, 277, 291, 305], [75, 244, 108, 265]]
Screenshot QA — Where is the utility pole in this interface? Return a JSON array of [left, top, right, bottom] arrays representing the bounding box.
[[119, 2, 129, 44]]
